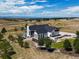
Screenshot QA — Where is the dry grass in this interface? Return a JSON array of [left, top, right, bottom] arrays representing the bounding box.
[[0, 19, 79, 33], [11, 40, 79, 59], [0, 19, 79, 59], [0, 20, 79, 32], [34, 20, 79, 33]]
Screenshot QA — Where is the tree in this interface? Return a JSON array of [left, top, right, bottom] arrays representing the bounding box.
[[76, 31, 79, 38], [17, 35, 23, 47], [0, 33, 4, 40], [63, 39, 72, 51], [73, 39, 79, 53], [0, 39, 14, 59], [25, 24, 27, 27], [1, 28, 7, 34]]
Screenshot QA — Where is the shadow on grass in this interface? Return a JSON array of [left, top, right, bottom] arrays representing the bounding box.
[[38, 47, 56, 53]]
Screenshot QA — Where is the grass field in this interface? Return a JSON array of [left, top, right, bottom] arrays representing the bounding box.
[[0, 19, 79, 59], [0, 19, 79, 33]]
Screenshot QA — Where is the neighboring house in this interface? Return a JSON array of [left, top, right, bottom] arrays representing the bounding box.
[[25, 24, 60, 39]]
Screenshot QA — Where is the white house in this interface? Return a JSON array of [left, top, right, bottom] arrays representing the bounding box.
[[25, 24, 60, 39]]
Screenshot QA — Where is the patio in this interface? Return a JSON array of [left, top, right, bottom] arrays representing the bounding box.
[[50, 32, 77, 42]]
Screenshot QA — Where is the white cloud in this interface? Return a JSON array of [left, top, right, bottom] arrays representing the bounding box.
[[32, 0, 47, 2], [1, 0, 79, 17], [9, 9, 22, 14], [61, 6, 79, 14], [19, 5, 44, 9], [0, 0, 44, 15], [30, 2, 36, 4], [9, 5, 44, 14], [5, 0, 26, 4], [40, 6, 79, 17]]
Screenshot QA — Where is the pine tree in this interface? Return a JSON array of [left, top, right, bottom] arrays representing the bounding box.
[[1, 28, 7, 34]]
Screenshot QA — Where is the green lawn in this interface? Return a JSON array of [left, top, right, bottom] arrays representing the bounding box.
[[51, 38, 75, 49]]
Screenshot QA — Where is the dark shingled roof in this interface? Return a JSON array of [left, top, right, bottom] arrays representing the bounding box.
[[29, 24, 59, 34]]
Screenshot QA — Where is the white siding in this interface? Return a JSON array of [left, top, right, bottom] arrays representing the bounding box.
[[26, 26, 30, 37], [47, 32, 51, 37], [34, 31, 38, 39]]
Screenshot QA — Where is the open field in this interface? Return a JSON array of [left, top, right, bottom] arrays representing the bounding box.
[[0, 19, 79, 33], [0, 19, 79, 59]]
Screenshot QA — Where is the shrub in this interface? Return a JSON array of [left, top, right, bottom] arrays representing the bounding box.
[[38, 38, 44, 46], [38, 37, 52, 48], [21, 27, 24, 31], [0, 33, 4, 40], [14, 27, 18, 31], [23, 42, 29, 48], [63, 39, 72, 51], [17, 35, 23, 47], [8, 35, 16, 42], [1, 28, 7, 34], [0, 39, 15, 59], [73, 39, 79, 53], [45, 38, 52, 48], [25, 24, 27, 27], [76, 31, 79, 38], [2, 54, 12, 59]]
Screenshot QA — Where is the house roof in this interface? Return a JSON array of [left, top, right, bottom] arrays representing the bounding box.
[[29, 24, 59, 34]]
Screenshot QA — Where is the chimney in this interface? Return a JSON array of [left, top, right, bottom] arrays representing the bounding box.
[[26, 24, 30, 37]]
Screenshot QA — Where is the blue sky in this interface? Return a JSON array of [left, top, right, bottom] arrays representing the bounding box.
[[0, 0, 79, 18]]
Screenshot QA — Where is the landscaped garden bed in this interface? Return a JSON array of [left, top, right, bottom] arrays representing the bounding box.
[[51, 38, 79, 57]]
